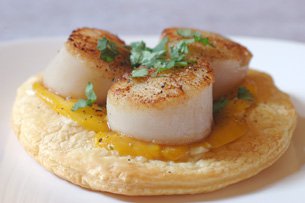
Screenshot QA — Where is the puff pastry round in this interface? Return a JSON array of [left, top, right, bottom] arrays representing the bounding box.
[[11, 70, 297, 196]]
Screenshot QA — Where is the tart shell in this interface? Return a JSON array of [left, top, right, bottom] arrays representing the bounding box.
[[11, 70, 297, 196]]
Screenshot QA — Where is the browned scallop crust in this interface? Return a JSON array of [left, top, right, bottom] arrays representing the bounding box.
[[66, 27, 131, 78], [108, 59, 214, 109], [11, 70, 297, 196], [162, 27, 252, 66]]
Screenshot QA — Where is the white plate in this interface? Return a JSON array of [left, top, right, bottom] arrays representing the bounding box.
[[0, 36, 305, 203]]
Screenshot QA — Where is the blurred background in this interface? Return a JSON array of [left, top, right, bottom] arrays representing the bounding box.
[[0, 0, 304, 42]]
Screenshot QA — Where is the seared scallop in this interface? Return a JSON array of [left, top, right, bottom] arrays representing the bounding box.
[[43, 27, 131, 104], [162, 27, 252, 99], [107, 60, 214, 145]]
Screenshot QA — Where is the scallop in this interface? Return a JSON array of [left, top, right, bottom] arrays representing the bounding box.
[[107, 60, 214, 145], [162, 27, 252, 99], [43, 27, 131, 104]]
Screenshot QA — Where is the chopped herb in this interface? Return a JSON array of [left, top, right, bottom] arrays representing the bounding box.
[[130, 41, 166, 68], [85, 82, 97, 102], [153, 37, 168, 52], [131, 68, 149, 77], [177, 29, 194, 37], [130, 41, 147, 67], [194, 34, 211, 46], [130, 29, 212, 78], [169, 39, 194, 61], [72, 82, 97, 111], [176, 28, 213, 47], [129, 36, 199, 77], [71, 99, 87, 111], [130, 39, 168, 77], [237, 87, 253, 101], [97, 37, 119, 62], [213, 97, 229, 114]]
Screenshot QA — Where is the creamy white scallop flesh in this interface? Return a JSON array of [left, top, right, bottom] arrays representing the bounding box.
[[107, 62, 214, 145], [43, 45, 113, 104], [211, 60, 249, 99], [42, 28, 130, 104]]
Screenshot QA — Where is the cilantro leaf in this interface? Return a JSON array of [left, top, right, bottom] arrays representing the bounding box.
[[237, 87, 253, 101], [177, 29, 193, 37], [154, 61, 174, 74], [170, 39, 193, 60], [130, 41, 146, 67], [141, 50, 166, 68], [176, 28, 213, 47], [71, 99, 87, 111], [72, 82, 97, 111], [213, 97, 229, 114], [194, 34, 211, 46], [131, 68, 149, 77], [129, 36, 196, 77], [130, 40, 168, 77], [85, 82, 97, 105], [130, 41, 162, 68], [97, 37, 119, 62], [153, 37, 168, 52], [130, 41, 147, 52]]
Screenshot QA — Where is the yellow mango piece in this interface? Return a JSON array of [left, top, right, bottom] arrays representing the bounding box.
[[96, 132, 161, 159], [161, 146, 189, 161], [204, 119, 248, 148], [95, 118, 247, 161], [223, 99, 252, 117], [34, 80, 252, 162], [33, 82, 109, 132]]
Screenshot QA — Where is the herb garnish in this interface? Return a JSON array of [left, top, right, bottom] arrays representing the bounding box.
[[130, 37, 196, 77], [130, 40, 167, 69], [213, 97, 229, 114], [97, 37, 119, 62], [131, 68, 149, 78], [129, 29, 214, 78], [72, 82, 97, 111], [176, 29, 195, 37], [213, 87, 254, 114], [152, 37, 169, 52], [237, 87, 253, 101], [177, 28, 213, 47]]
